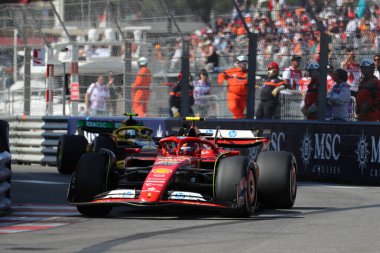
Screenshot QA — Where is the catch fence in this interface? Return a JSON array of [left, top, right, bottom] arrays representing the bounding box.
[[0, 1, 379, 120]]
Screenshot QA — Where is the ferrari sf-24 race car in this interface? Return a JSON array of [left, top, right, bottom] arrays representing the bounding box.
[[67, 117, 297, 218]]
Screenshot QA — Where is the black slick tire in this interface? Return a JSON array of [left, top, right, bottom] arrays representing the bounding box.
[[215, 156, 257, 217], [257, 151, 297, 209], [57, 134, 88, 174], [93, 135, 116, 154], [72, 152, 113, 217]]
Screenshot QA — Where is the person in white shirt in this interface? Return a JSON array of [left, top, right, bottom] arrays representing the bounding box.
[[85, 75, 110, 116], [282, 55, 303, 91]]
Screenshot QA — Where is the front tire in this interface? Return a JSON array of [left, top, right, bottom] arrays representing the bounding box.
[[71, 152, 113, 217], [57, 135, 88, 174], [215, 156, 257, 217], [257, 151, 297, 209]]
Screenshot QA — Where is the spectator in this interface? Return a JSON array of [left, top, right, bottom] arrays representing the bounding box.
[[256, 62, 286, 119], [341, 48, 360, 96], [106, 72, 119, 116], [169, 72, 194, 117], [373, 54, 380, 79], [2, 68, 14, 90], [355, 59, 380, 121], [282, 55, 303, 91], [85, 75, 110, 116], [131, 57, 152, 117], [193, 69, 211, 117], [205, 46, 219, 73], [217, 55, 249, 118], [326, 64, 336, 91], [302, 62, 320, 120], [326, 69, 352, 121]]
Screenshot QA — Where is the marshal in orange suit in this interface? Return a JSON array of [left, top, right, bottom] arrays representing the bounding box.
[[217, 55, 249, 118], [132, 57, 152, 117]]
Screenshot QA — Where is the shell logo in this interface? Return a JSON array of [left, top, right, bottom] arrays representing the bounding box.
[[153, 168, 172, 174]]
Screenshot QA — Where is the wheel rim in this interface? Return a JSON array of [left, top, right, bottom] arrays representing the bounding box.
[[247, 169, 255, 205], [290, 164, 297, 200]]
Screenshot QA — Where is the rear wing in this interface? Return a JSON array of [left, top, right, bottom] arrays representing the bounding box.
[[200, 128, 271, 148], [76, 120, 121, 134]]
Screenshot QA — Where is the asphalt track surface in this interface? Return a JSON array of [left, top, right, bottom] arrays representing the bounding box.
[[1, 164, 380, 253]]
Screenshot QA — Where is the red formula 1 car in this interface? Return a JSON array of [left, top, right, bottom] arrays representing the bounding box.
[[67, 117, 297, 218]]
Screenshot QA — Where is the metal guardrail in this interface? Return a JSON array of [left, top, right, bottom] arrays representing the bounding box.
[[5, 116, 68, 165]]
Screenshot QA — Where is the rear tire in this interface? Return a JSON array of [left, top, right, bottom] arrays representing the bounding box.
[[93, 135, 116, 154], [215, 156, 257, 217], [72, 152, 113, 217], [257, 151, 297, 209], [57, 135, 88, 174]]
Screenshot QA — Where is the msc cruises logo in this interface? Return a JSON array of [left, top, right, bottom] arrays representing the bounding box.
[[355, 131, 369, 175], [300, 131, 313, 166]]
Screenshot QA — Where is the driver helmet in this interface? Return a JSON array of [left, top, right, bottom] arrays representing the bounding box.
[[180, 143, 199, 155]]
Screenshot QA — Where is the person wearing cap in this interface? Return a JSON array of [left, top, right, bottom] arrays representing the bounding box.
[[256, 62, 286, 119], [217, 55, 249, 118], [301, 62, 321, 120], [326, 69, 352, 121], [355, 59, 380, 121], [131, 57, 152, 117], [282, 55, 303, 91], [169, 72, 194, 117]]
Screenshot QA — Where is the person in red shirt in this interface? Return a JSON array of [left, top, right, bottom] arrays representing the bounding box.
[[326, 64, 336, 91], [131, 57, 152, 117], [341, 48, 360, 96], [302, 62, 320, 120], [355, 59, 380, 121], [217, 55, 249, 118]]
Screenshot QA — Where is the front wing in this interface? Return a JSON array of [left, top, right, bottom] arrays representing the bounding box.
[[69, 189, 233, 210]]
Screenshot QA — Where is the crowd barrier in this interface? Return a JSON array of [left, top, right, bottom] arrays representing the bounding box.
[[6, 116, 68, 165], [4, 116, 380, 185], [0, 120, 11, 214]]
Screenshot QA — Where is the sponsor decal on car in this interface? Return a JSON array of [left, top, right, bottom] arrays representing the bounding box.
[[168, 191, 206, 201], [142, 187, 160, 193], [103, 189, 136, 199], [153, 168, 172, 174], [153, 173, 166, 178]]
